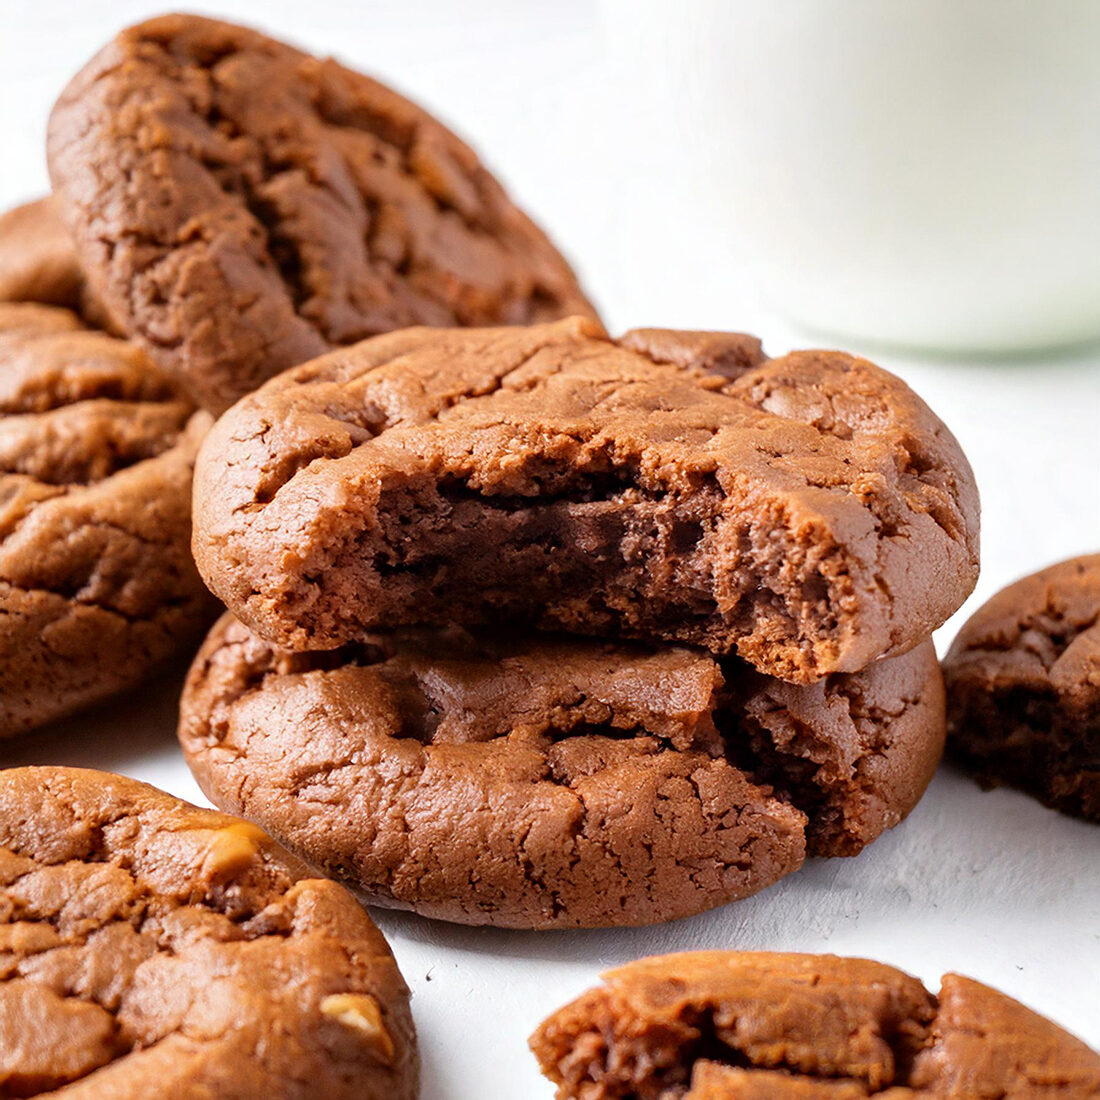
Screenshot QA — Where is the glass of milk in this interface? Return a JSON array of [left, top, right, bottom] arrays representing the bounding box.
[[602, 0, 1100, 352]]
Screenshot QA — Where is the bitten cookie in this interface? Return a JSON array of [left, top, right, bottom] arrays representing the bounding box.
[[193, 318, 979, 684], [0, 301, 214, 737], [530, 951, 1100, 1098], [0, 767, 417, 1099], [944, 554, 1100, 822], [47, 14, 597, 413], [178, 615, 944, 929]]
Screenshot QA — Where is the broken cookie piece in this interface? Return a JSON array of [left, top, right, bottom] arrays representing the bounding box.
[[192, 317, 979, 684], [0, 766, 417, 1099], [530, 951, 1100, 1099], [944, 553, 1100, 822], [178, 615, 944, 929]]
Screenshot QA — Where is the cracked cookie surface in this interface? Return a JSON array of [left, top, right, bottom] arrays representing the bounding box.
[[944, 554, 1100, 822], [0, 299, 214, 738], [0, 766, 417, 1098], [193, 317, 978, 683], [46, 14, 597, 414], [530, 951, 1100, 1098], [178, 615, 943, 929]]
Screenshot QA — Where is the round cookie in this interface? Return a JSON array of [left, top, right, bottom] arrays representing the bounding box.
[[47, 14, 598, 414], [192, 318, 979, 684], [0, 767, 417, 1099], [0, 198, 83, 309], [178, 615, 944, 929], [944, 554, 1100, 822], [0, 301, 214, 737], [0, 198, 118, 334], [530, 951, 1100, 1098], [0, 198, 121, 334]]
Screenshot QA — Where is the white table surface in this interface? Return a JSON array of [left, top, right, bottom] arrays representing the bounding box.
[[2, 3, 1098, 1096]]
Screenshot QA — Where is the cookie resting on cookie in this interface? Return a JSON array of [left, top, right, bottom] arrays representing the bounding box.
[[47, 14, 597, 412], [192, 318, 979, 683], [179, 616, 944, 928]]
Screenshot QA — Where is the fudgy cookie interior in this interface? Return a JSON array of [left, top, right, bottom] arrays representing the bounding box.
[[530, 952, 1100, 1099], [326, 462, 843, 678], [194, 319, 979, 684], [945, 553, 1100, 822]]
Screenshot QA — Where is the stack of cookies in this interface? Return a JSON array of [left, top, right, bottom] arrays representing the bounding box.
[[176, 317, 980, 929], [3, 12, 981, 933], [0, 13, 594, 739], [0, 198, 216, 736]]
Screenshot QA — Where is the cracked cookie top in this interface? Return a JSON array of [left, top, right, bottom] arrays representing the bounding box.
[[0, 767, 417, 1099], [0, 301, 214, 737], [944, 553, 1100, 821], [193, 317, 978, 683], [46, 14, 598, 414], [178, 615, 943, 929], [530, 951, 1100, 1098]]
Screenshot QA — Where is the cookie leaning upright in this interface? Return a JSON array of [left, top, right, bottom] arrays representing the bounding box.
[[192, 320, 979, 683], [0, 767, 417, 1099], [0, 200, 216, 739], [944, 553, 1100, 821], [46, 14, 598, 414]]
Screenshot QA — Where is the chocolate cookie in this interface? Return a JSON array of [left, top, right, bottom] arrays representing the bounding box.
[[193, 318, 979, 684], [530, 951, 1100, 1098], [0, 766, 417, 1098], [0, 198, 83, 310], [0, 198, 121, 337], [178, 615, 944, 928], [0, 301, 214, 737], [944, 554, 1100, 822], [47, 14, 597, 413]]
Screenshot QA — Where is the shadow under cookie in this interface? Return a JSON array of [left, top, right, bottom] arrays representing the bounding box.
[[178, 615, 945, 930]]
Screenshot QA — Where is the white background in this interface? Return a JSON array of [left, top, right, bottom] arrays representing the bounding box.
[[1, 2, 1098, 1096]]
